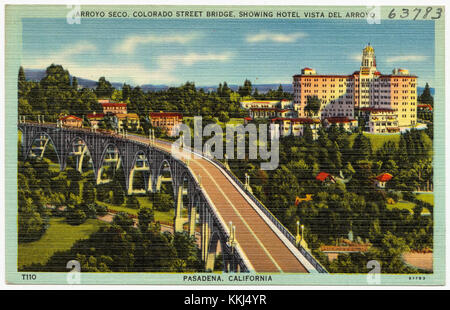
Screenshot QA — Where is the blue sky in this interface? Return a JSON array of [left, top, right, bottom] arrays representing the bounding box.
[[21, 18, 435, 87]]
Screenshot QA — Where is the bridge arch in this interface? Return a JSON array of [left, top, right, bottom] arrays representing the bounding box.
[[127, 149, 152, 195], [205, 230, 226, 272], [155, 159, 177, 197], [64, 135, 96, 177], [18, 123, 332, 273], [174, 170, 195, 233], [96, 142, 125, 186], [188, 192, 202, 237], [23, 131, 63, 169]]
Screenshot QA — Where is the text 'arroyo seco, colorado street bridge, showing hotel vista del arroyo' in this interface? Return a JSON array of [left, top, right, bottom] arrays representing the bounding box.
[[292, 44, 418, 134]]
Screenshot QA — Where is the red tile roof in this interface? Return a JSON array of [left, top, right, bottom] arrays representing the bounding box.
[[294, 74, 353, 78], [150, 112, 183, 119], [320, 245, 370, 252], [325, 117, 357, 124], [376, 173, 393, 182], [101, 102, 127, 107], [87, 113, 105, 119], [418, 104, 433, 111], [59, 115, 82, 121], [271, 117, 320, 124], [250, 107, 278, 111], [316, 172, 333, 182], [360, 107, 395, 113]]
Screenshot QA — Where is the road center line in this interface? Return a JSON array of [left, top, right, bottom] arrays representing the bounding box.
[[192, 160, 283, 273]]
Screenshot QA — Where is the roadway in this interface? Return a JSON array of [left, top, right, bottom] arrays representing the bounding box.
[[128, 134, 309, 273]]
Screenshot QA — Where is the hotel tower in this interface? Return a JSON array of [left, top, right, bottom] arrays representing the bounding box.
[[293, 44, 417, 133]]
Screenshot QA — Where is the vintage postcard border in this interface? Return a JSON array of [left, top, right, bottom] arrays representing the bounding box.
[[5, 5, 446, 285]]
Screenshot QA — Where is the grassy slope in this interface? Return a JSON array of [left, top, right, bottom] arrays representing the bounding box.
[[387, 200, 431, 215], [349, 132, 400, 151], [415, 193, 434, 205], [18, 218, 105, 268], [96, 197, 175, 224]]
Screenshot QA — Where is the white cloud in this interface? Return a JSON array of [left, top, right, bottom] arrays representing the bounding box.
[[350, 53, 362, 62], [246, 31, 307, 43], [150, 52, 234, 83], [386, 55, 428, 63], [23, 42, 233, 85], [116, 33, 201, 54], [157, 52, 233, 67], [24, 41, 98, 70]]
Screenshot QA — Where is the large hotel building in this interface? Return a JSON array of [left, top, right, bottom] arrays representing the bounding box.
[[293, 44, 417, 133]]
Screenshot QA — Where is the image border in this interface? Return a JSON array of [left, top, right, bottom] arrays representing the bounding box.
[[4, 4, 446, 285]]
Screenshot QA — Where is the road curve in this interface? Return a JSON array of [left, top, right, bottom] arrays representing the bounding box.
[[128, 134, 308, 273]]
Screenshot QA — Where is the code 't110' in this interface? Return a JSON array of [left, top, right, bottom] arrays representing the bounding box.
[[22, 273, 37, 280]]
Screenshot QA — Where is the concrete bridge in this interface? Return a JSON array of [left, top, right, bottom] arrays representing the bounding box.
[[18, 122, 327, 273]]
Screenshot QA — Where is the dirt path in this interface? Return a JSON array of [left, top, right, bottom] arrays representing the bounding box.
[[403, 252, 433, 271]]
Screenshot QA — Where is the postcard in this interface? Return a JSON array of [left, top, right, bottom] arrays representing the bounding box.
[[4, 4, 445, 285]]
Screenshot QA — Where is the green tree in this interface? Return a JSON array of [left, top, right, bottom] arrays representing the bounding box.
[[238, 79, 252, 97], [305, 96, 321, 116], [18, 66, 27, 97], [113, 212, 134, 231], [95, 77, 114, 99], [138, 207, 154, 232], [111, 181, 125, 205], [82, 181, 95, 205], [352, 133, 372, 161], [418, 83, 434, 107], [303, 124, 314, 144], [72, 76, 79, 90], [125, 195, 140, 209]]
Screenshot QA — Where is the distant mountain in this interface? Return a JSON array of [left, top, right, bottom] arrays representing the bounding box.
[[24, 68, 432, 95], [24, 69, 46, 81], [24, 69, 123, 89], [192, 84, 294, 93]]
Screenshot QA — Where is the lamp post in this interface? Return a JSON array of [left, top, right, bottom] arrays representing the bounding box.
[[228, 221, 237, 272], [301, 224, 305, 244], [296, 220, 300, 246]]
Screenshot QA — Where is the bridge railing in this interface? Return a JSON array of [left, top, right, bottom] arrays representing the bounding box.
[[170, 142, 327, 273], [123, 135, 251, 272], [208, 158, 328, 273], [21, 123, 322, 272]]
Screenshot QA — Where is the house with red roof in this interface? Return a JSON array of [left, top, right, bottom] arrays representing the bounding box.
[[323, 117, 358, 132], [418, 104, 433, 112], [316, 172, 336, 184], [374, 172, 393, 188], [149, 112, 183, 137], [86, 111, 105, 129], [360, 108, 399, 133], [270, 117, 321, 138], [59, 115, 82, 128], [101, 100, 127, 115]]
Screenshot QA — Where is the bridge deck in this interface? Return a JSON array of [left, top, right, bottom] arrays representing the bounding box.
[[129, 135, 308, 273]]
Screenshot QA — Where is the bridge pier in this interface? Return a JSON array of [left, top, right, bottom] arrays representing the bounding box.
[[17, 123, 256, 273], [73, 144, 87, 173], [174, 185, 189, 232], [188, 203, 197, 237]]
